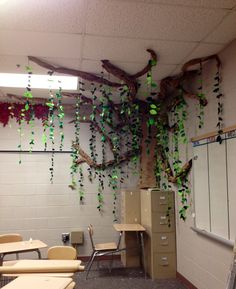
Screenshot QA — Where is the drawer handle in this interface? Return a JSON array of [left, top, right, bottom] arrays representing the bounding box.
[[161, 236, 167, 240], [160, 257, 169, 266]]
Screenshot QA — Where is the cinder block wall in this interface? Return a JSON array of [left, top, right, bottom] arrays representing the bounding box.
[[0, 115, 139, 258]]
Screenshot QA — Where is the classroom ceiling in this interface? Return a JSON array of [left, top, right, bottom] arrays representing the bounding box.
[[0, 0, 236, 100]]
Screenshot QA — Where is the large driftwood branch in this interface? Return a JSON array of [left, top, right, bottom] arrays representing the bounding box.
[[181, 54, 221, 72], [156, 143, 192, 184], [131, 49, 157, 78], [28, 49, 157, 101], [102, 49, 157, 100], [158, 54, 221, 114], [168, 159, 192, 183], [73, 143, 139, 170], [74, 118, 115, 152], [15, 51, 220, 186], [28, 56, 122, 88]]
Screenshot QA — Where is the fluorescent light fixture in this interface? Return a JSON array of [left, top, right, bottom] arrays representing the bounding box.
[[0, 0, 8, 4], [0, 73, 78, 90]]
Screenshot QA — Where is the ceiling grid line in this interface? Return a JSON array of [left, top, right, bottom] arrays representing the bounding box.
[[0, 0, 235, 99], [103, 0, 235, 11], [200, 9, 235, 43]]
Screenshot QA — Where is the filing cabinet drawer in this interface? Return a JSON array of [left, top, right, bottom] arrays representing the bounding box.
[[152, 232, 176, 253], [152, 252, 176, 279], [152, 212, 175, 233], [151, 190, 174, 213]]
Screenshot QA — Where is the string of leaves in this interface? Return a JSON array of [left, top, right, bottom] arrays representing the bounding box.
[[46, 74, 55, 183], [171, 89, 190, 221], [214, 64, 224, 144], [24, 65, 35, 152], [56, 86, 65, 151], [69, 91, 80, 192], [197, 61, 206, 129], [145, 63, 158, 155]]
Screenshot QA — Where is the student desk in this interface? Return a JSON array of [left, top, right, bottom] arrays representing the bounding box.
[[0, 276, 73, 289], [0, 259, 84, 274], [0, 240, 47, 265], [113, 223, 146, 277]]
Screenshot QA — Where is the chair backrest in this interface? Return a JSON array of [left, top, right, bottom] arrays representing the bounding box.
[[0, 234, 23, 244], [88, 224, 95, 250], [47, 246, 77, 260]]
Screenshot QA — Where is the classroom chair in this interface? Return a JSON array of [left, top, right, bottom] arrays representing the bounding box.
[[86, 224, 119, 279], [47, 246, 77, 260]]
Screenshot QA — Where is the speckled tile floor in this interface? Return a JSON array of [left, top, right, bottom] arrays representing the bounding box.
[[75, 260, 188, 289]]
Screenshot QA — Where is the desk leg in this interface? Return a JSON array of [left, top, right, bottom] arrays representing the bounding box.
[[36, 249, 42, 259], [0, 254, 3, 266], [117, 231, 123, 249], [140, 232, 146, 279]]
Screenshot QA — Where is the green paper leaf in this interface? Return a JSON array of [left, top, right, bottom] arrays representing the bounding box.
[[150, 109, 157, 115], [150, 104, 157, 109]]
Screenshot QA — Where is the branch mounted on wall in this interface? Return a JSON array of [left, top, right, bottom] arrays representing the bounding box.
[[28, 49, 157, 101], [0, 50, 222, 219]]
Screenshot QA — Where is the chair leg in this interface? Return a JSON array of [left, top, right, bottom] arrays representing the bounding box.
[[85, 250, 95, 270], [86, 251, 97, 280], [109, 253, 114, 273]]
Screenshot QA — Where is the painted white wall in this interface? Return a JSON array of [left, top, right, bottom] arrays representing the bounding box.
[[0, 113, 139, 258], [175, 39, 236, 289]]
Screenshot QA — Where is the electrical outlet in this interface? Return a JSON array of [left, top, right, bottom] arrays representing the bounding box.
[[61, 232, 70, 244]]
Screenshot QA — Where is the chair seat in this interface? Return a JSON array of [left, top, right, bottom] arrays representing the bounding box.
[[94, 242, 117, 251]]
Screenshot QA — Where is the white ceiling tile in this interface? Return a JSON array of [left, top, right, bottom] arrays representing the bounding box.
[[140, 0, 236, 9], [0, 30, 83, 58], [81, 60, 107, 75], [0, 0, 86, 33], [151, 64, 178, 80], [204, 11, 236, 44], [83, 36, 197, 65], [169, 65, 182, 76], [181, 43, 225, 63], [86, 0, 227, 41]]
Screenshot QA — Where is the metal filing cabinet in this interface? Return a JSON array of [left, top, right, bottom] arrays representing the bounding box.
[[120, 189, 141, 267], [140, 188, 176, 279]]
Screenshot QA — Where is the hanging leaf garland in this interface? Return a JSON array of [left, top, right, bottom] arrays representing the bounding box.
[[197, 61, 206, 129], [130, 101, 141, 175], [23, 65, 35, 152], [171, 91, 190, 221], [46, 74, 56, 183], [214, 64, 224, 144], [56, 86, 65, 151], [69, 92, 80, 191], [89, 83, 104, 211], [145, 63, 158, 155], [96, 83, 108, 209]]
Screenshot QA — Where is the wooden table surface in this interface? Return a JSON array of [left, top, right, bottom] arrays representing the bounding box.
[[113, 223, 146, 232], [0, 260, 83, 274], [0, 276, 73, 289], [0, 240, 47, 254]]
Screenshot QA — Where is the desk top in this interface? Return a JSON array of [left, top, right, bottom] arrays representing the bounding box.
[[0, 260, 84, 274], [1, 276, 73, 289], [113, 224, 146, 232], [0, 240, 47, 254]]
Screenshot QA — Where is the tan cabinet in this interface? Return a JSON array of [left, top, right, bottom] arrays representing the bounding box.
[[120, 189, 141, 267], [140, 188, 176, 279]]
